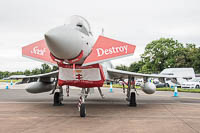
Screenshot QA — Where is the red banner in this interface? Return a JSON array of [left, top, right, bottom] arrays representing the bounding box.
[[83, 36, 136, 66], [22, 40, 56, 64]]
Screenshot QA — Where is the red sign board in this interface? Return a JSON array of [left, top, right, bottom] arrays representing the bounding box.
[[83, 36, 136, 66], [22, 40, 56, 64]]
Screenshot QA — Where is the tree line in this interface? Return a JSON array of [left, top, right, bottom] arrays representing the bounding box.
[[116, 38, 200, 74], [0, 64, 58, 79]]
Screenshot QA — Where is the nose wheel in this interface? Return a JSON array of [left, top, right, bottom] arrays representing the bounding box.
[[78, 88, 87, 117], [80, 104, 86, 117]]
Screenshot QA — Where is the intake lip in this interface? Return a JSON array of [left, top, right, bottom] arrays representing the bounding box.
[[68, 50, 84, 64]]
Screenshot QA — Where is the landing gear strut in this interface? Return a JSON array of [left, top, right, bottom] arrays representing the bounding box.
[[126, 76, 137, 107], [98, 87, 104, 98], [78, 88, 87, 117]]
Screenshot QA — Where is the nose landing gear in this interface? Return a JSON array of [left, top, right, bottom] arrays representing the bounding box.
[[80, 103, 86, 117], [78, 88, 87, 117], [126, 76, 137, 107]]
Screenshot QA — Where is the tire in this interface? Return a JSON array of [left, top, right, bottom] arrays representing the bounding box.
[[80, 104, 86, 117], [54, 92, 61, 106], [129, 92, 137, 107], [195, 85, 199, 89]]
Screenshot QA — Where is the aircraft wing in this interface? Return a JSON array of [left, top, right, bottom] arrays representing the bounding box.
[[21, 71, 58, 79], [107, 68, 181, 79], [9, 71, 58, 79], [10, 71, 58, 84]]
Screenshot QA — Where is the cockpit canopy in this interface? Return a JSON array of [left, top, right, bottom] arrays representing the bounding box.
[[65, 15, 92, 36]]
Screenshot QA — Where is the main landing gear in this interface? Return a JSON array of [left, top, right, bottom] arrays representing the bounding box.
[[129, 92, 137, 107], [53, 86, 63, 106], [126, 76, 137, 107]]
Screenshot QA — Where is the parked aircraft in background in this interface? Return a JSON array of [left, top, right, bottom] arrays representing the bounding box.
[[21, 15, 180, 117]]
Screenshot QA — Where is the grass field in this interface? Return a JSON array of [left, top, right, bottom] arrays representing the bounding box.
[[103, 84, 200, 93], [0, 80, 21, 83]]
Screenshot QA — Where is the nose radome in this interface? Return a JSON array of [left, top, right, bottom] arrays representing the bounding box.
[[45, 25, 83, 60]]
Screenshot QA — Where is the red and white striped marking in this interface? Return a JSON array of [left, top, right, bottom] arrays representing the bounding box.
[[77, 96, 83, 111]]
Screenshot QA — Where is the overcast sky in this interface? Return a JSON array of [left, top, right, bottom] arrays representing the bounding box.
[[0, 0, 200, 72]]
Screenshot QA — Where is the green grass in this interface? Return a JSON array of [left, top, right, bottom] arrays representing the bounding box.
[[104, 84, 139, 89], [103, 84, 200, 93], [0, 80, 21, 83], [156, 87, 200, 93]]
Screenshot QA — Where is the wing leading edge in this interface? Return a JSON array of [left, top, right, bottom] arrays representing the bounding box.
[[9, 71, 58, 84], [107, 68, 182, 79], [9, 71, 58, 79]]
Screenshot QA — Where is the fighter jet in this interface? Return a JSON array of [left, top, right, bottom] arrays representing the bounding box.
[[21, 15, 179, 117]]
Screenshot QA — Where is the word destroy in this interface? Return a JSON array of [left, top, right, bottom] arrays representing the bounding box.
[[96, 45, 128, 57]]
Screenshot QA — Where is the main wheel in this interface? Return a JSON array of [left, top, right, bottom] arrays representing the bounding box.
[[195, 85, 199, 89], [129, 92, 137, 107], [54, 92, 62, 106], [80, 104, 86, 117]]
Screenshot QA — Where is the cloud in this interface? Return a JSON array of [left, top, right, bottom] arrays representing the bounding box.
[[0, 0, 200, 71]]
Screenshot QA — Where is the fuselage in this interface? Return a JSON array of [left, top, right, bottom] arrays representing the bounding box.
[[45, 16, 95, 65]]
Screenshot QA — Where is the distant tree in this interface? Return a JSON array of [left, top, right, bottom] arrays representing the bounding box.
[[0, 71, 10, 79], [24, 70, 31, 76], [115, 38, 200, 74], [141, 38, 184, 73], [40, 64, 52, 74], [52, 66, 58, 71], [115, 64, 129, 71], [31, 68, 41, 75], [10, 71, 24, 76], [129, 61, 144, 72], [185, 45, 200, 73], [0, 71, 2, 79], [194, 48, 200, 73]]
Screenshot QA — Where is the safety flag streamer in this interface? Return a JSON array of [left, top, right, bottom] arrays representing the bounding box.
[[73, 63, 76, 79]]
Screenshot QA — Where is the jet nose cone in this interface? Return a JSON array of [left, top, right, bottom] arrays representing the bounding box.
[[45, 25, 82, 60]]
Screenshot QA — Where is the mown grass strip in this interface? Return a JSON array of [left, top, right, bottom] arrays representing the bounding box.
[[0, 80, 21, 83], [103, 84, 200, 93]]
